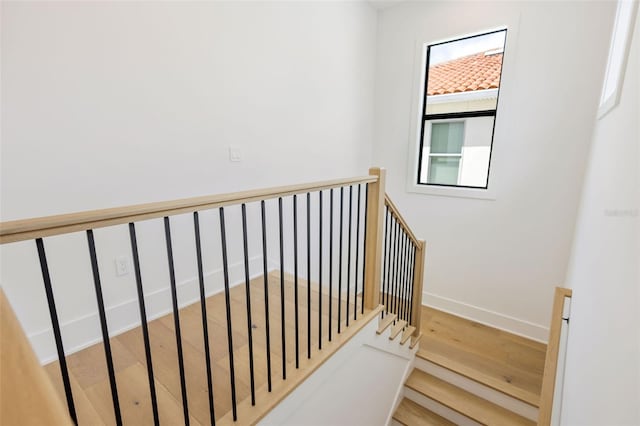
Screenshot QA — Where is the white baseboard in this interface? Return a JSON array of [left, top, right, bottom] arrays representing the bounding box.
[[32, 255, 269, 364], [423, 291, 549, 343]]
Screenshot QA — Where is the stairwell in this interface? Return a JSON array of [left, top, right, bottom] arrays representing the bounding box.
[[391, 307, 545, 426]]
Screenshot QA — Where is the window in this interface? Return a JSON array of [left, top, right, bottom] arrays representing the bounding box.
[[417, 29, 507, 189]]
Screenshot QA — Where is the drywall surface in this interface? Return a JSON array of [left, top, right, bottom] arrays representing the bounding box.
[[259, 318, 414, 426], [0, 1, 376, 362], [372, 1, 615, 340], [561, 7, 639, 425]]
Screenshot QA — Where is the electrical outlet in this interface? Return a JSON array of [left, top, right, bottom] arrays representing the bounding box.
[[115, 255, 130, 276], [229, 146, 242, 162]]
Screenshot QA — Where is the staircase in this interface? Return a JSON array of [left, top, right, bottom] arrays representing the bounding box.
[[392, 307, 545, 426]]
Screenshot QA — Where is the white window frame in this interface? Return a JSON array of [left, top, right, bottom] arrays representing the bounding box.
[[598, 0, 638, 119], [405, 26, 510, 201]]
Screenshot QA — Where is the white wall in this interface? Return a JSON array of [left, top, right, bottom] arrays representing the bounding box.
[[0, 1, 377, 362], [373, 1, 615, 340], [259, 317, 414, 426], [561, 6, 639, 425]]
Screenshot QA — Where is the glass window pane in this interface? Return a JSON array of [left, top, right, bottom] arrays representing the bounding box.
[[430, 122, 464, 153], [428, 156, 460, 185], [425, 30, 506, 115]]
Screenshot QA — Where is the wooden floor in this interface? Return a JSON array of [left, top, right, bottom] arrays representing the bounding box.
[[419, 306, 546, 406], [44, 271, 365, 426]]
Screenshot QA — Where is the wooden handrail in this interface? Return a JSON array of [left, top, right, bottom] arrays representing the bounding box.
[[0, 289, 73, 426], [538, 287, 573, 426], [0, 175, 377, 244], [384, 194, 419, 246]]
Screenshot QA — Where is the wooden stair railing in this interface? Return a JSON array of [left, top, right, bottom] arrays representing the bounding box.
[[382, 193, 425, 343], [538, 287, 573, 426], [0, 166, 427, 424]]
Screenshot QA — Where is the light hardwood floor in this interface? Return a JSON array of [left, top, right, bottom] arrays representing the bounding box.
[[45, 271, 365, 426]]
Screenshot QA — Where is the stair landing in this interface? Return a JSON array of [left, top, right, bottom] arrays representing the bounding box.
[[419, 306, 546, 406]]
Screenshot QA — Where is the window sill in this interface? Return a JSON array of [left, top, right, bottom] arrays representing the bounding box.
[[405, 182, 496, 200]]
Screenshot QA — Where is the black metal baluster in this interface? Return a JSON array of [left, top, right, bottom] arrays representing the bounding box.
[[35, 238, 78, 425], [128, 224, 160, 426], [404, 233, 412, 321], [338, 187, 344, 334], [218, 209, 238, 421], [193, 212, 216, 423], [353, 184, 361, 321], [306, 192, 311, 359], [397, 230, 406, 322], [386, 215, 394, 316], [260, 201, 272, 391], [278, 197, 287, 379], [329, 189, 334, 341], [293, 195, 300, 369], [164, 217, 190, 425], [241, 205, 256, 405], [382, 208, 390, 317], [86, 230, 122, 426], [318, 191, 323, 350], [346, 186, 353, 327], [394, 218, 402, 318], [400, 231, 409, 322], [361, 184, 368, 315], [390, 216, 399, 318], [409, 244, 416, 324]]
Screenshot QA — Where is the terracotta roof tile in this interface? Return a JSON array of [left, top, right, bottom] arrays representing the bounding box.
[[426, 51, 503, 96]]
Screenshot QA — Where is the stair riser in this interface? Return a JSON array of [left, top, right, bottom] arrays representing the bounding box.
[[414, 357, 539, 421], [403, 387, 483, 426]]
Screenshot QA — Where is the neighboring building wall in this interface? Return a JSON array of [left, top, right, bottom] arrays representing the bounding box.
[[373, 1, 615, 340], [420, 115, 494, 187], [0, 1, 377, 362], [561, 7, 639, 425]]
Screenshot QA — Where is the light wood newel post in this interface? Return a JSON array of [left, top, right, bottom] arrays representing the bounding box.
[[363, 167, 386, 310], [410, 240, 426, 336], [538, 287, 573, 426], [0, 289, 73, 426]]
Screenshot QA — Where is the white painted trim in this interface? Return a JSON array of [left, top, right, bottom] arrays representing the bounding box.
[[423, 291, 549, 343], [32, 255, 269, 364]]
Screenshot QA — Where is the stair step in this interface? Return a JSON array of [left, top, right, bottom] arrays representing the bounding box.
[[400, 326, 416, 345], [393, 397, 455, 426], [405, 370, 535, 426], [376, 313, 397, 334], [417, 339, 541, 407], [389, 320, 407, 340]]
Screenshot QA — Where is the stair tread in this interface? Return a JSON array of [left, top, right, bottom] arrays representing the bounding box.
[[377, 313, 397, 334], [393, 397, 455, 426], [389, 320, 407, 340], [417, 338, 541, 407], [400, 326, 416, 345], [405, 369, 535, 426]]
